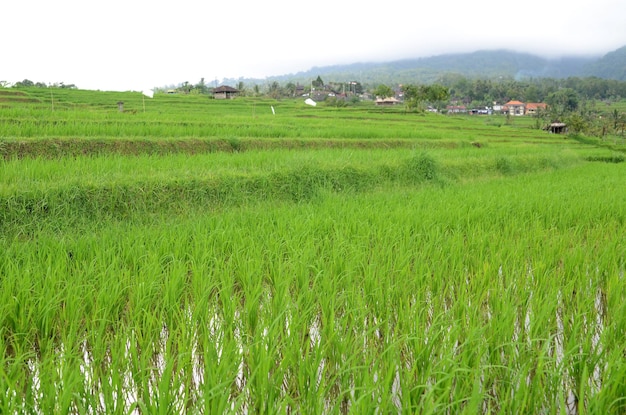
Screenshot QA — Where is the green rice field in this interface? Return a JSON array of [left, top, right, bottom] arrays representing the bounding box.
[[1, 89, 626, 414]]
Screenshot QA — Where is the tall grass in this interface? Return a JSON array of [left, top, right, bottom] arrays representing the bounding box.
[[1, 160, 625, 413], [1, 90, 625, 413]]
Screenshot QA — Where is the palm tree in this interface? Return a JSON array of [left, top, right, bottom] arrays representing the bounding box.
[[237, 81, 247, 96]]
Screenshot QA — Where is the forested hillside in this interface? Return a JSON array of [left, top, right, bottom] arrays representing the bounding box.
[[584, 46, 626, 80], [256, 47, 624, 86]]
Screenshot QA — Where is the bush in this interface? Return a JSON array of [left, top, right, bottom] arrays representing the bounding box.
[[401, 153, 439, 182], [495, 157, 514, 175], [325, 97, 348, 108]]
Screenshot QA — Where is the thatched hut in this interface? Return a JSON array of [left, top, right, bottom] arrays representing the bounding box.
[[212, 86, 239, 100], [548, 122, 567, 134]]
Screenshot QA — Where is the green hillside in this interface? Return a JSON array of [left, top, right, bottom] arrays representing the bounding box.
[[260, 48, 623, 86], [584, 46, 626, 80]]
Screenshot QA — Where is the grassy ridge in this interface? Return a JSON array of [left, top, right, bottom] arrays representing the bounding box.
[[0, 146, 589, 237], [0, 137, 453, 160]]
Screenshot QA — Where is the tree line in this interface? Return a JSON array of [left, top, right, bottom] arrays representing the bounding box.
[[439, 75, 626, 107], [3, 79, 77, 89], [8, 74, 626, 105]]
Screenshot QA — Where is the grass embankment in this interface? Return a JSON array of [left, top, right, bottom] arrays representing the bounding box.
[[0, 145, 592, 237]]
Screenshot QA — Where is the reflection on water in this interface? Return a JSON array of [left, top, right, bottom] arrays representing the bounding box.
[[12, 273, 615, 414]]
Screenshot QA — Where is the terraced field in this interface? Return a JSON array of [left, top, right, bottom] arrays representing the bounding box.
[[1, 88, 625, 413]]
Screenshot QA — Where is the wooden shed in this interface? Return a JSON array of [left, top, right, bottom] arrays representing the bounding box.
[[375, 97, 400, 106], [548, 122, 567, 134], [212, 85, 240, 100]]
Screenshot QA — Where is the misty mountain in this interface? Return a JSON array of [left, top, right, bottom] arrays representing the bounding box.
[[259, 47, 625, 86], [583, 46, 626, 81]]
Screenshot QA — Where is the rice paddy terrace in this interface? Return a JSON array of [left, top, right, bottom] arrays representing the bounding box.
[[1, 88, 625, 414]]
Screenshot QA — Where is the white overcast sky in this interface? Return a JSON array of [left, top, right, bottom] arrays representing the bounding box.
[[3, 0, 626, 91]]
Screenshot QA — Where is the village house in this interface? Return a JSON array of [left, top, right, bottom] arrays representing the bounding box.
[[525, 102, 548, 115], [446, 105, 467, 114], [501, 101, 548, 116], [504, 100, 525, 116], [492, 103, 504, 113], [469, 107, 492, 115]]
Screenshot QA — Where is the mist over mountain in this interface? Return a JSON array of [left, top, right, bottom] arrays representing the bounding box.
[[232, 46, 625, 86], [583, 46, 626, 80]]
